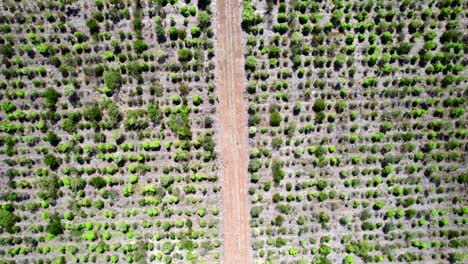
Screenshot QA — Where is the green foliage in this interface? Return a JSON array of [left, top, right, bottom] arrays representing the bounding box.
[[245, 56, 257, 70], [89, 176, 106, 189], [197, 11, 211, 28], [133, 16, 143, 37], [148, 102, 162, 123], [272, 159, 285, 184], [63, 211, 74, 220], [178, 48, 193, 62], [319, 212, 330, 223], [1, 100, 15, 113], [83, 105, 103, 122], [103, 71, 123, 93], [133, 39, 148, 53], [191, 26, 201, 37], [82, 231, 97, 241], [46, 132, 61, 146], [271, 137, 283, 150], [0, 44, 14, 57], [242, 0, 255, 27], [44, 154, 60, 169], [269, 111, 282, 127], [43, 87, 61, 108], [162, 241, 174, 254], [160, 175, 174, 188], [331, 9, 344, 25], [0, 209, 19, 233], [313, 99, 326, 112], [193, 94, 202, 106], [448, 252, 465, 263], [343, 256, 354, 264], [289, 247, 298, 255], [319, 244, 332, 255], [46, 215, 63, 236], [86, 19, 100, 35], [373, 201, 384, 210], [312, 256, 332, 264], [129, 175, 138, 184], [61, 118, 76, 133], [167, 106, 192, 140]]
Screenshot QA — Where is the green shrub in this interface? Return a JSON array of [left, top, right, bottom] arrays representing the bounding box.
[[160, 175, 174, 188], [43, 87, 60, 108], [46, 132, 61, 146], [373, 201, 384, 210], [178, 48, 193, 62], [191, 26, 201, 37], [103, 71, 123, 93], [343, 256, 354, 264], [0, 209, 19, 233], [129, 175, 138, 184], [89, 176, 106, 189], [242, 0, 255, 27], [63, 212, 74, 220], [83, 105, 103, 122], [245, 56, 257, 70], [381, 31, 392, 44], [82, 231, 97, 241], [319, 212, 330, 223], [193, 94, 202, 106], [86, 19, 100, 35], [0, 44, 14, 57], [133, 39, 148, 53], [44, 154, 60, 169], [198, 11, 211, 28], [270, 111, 282, 127], [46, 218, 63, 236], [313, 99, 326, 112], [272, 159, 285, 184], [1, 100, 15, 113], [162, 241, 174, 254]]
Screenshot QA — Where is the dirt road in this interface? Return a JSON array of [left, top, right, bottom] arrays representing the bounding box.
[[215, 0, 251, 263]]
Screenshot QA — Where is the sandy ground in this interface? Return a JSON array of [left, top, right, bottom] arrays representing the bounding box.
[[215, 0, 251, 263]]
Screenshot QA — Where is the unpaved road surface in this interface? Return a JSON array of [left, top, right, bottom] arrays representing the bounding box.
[[215, 0, 251, 263]]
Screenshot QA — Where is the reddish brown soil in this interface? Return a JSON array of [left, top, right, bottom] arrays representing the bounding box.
[[215, 0, 251, 263]]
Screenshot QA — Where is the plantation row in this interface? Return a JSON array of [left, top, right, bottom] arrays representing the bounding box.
[[241, 0, 466, 263], [0, 0, 222, 263]]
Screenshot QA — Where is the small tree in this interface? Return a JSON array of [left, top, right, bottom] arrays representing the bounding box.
[[242, 0, 255, 27], [178, 48, 193, 62], [0, 44, 14, 57], [245, 56, 257, 70], [343, 256, 354, 264], [44, 154, 60, 169], [43, 87, 60, 108], [89, 176, 106, 189], [133, 39, 148, 53], [46, 216, 63, 236], [86, 19, 100, 35], [313, 99, 326, 112], [1, 100, 15, 113], [83, 105, 103, 122], [270, 111, 282, 127], [103, 71, 123, 93], [272, 159, 285, 184], [0, 209, 19, 233], [197, 0, 211, 10], [197, 11, 211, 28], [47, 132, 61, 146]]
